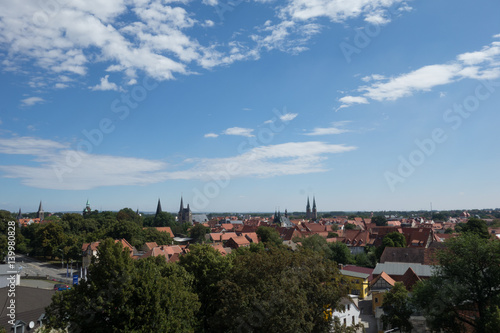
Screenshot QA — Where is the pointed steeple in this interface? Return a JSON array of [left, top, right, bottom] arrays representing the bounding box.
[[155, 198, 162, 218], [37, 201, 44, 220], [312, 196, 317, 221], [86, 199, 90, 208], [179, 196, 184, 212], [306, 196, 311, 220], [17, 208, 22, 220], [284, 209, 288, 218]]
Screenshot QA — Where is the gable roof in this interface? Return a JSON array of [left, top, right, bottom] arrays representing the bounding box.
[[371, 271, 396, 288], [153, 227, 174, 238], [342, 265, 374, 281], [401, 267, 421, 291], [373, 262, 435, 277], [380, 247, 438, 265]]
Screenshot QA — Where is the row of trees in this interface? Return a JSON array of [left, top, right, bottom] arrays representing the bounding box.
[[0, 209, 178, 263], [45, 239, 359, 333]]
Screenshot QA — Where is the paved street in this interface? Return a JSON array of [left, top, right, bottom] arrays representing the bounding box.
[[359, 294, 378, 333], [15, 254, 80, 285]]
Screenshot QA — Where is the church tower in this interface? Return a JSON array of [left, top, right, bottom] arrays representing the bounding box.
[[83, 199, 91, 216], [312, 196, 317, 221], [178, 196, 192, 224], [306, 197, 311, 220], [17, 208, 22, 220], [37, 201, 44, 221], [155, 198, 162, 219]]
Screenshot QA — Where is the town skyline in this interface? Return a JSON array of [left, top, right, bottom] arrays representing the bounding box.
[[1, 0, 499, 213]]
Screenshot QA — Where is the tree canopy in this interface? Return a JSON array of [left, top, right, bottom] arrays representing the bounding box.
[[45, 238, 200, 332], [412, 233, 500, 333]]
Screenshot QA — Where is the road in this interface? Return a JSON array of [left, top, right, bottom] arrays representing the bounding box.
[[15, 254, 80, 284]]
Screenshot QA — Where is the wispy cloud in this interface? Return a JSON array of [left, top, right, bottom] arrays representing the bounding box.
[[222, 127, 255, 137], [279, 112, 298, 122], [20, 97, 45, 107], [0, 136, 356, 190], [304, 123, 350, 136], [204, 133, 219, 138], [338, 38, 500, 109]]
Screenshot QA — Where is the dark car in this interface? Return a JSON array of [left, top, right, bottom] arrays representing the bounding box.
[[54, 283, 70, 291]]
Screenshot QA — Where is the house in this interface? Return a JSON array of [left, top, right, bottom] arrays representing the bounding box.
[[142, 245, 183, 262], [379, 247, 438, 265], [341, 230, 370, 255], [0, 286, 55, 332], [370, 271, 396, 315], [339, 269, 371, 299], [225, 236, 251, 249], [372, 262, 434, 282], [330, 297, 362, 330], [82, 241, 100, 270], [141, 242, 158, 252]]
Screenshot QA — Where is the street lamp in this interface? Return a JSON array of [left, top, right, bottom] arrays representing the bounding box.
[[58, 249, 64, 269]]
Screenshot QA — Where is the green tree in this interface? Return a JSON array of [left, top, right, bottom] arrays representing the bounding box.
[[412, 233, 500, 333], [45, 239, 199, 332], [376, 232, 406, 259], [344, 223, 356, 230], [33, 222, 66, 258], [256, 226, 283, 247], [372, 215, 387, 226], [211, 248, 349, 333], [381, 282, 413, 332], [179, 244, 232, 332], [116, 208, 143, 226], [328, 242, 353, 265], [460, 218, 490, 239], [189, 223, 210, 243]]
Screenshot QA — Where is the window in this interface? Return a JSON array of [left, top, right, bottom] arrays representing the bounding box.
[[343, 318, 346, 326], [347, 304, 350, 311], [375, 297, 378, 303], [352, 316, 355, 325]]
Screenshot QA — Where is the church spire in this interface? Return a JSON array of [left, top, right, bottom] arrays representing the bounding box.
[[312, 196, 317, 221], [179, 196, 184, 212], [155, 198, 162, 218], [306, 196, 311, 220], [37, 201, 44, 220], [17, 208, 22, 220]]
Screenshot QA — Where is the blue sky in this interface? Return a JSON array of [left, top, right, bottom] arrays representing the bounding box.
[[1, 0, 499, 213]]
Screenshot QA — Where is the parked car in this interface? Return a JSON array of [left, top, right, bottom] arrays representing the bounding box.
[[54, 283, 70, 291]]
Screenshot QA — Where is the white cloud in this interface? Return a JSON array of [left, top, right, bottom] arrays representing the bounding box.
[[0, 137, 356, 189], [0, 136, 67, 155], [202, 0, 218, 6], [202, 20, 215, 27], [338, 39, 500, 109], [204, 133, 219, 138], [222, 127, 255, 137], [166, 141, 357, 180], [304, 124, 350, 136], [280, 113, 298, 122], [127, 79, 138, 85], [90, 75, 122, 91], [284, 0, 408, 24], [493, 33, 500, 39], [20, 97, 45, 107], [55, 83, 69, 89], [0, 0, 414, 88]]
